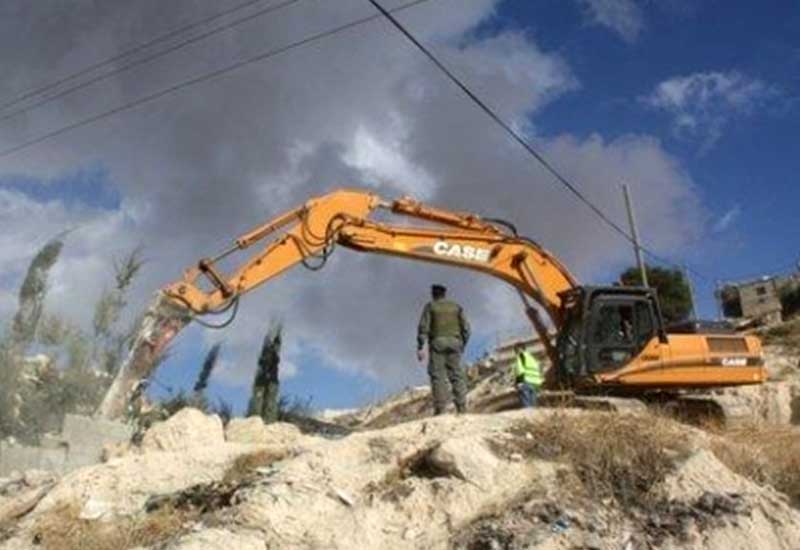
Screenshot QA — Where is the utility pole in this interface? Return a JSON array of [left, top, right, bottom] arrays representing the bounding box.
[[682, 265, 697, 320], [622, 183, 648, 288]]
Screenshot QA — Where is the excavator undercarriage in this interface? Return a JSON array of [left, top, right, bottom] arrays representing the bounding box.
[[471, 386, 755, 428]]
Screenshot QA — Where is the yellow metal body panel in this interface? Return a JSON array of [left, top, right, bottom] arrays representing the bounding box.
[[596, 334, 765, 388]]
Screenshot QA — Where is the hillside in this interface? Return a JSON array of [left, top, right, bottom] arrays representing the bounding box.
[[1, 320, 798, 549]]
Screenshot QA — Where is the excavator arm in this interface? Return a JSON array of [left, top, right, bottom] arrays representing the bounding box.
[[162, 189, 578, 362]]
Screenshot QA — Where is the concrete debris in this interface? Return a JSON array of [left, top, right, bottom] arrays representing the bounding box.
[[0, 414, 134, 478]]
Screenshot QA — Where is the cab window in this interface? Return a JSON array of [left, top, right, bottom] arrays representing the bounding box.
[[590, 299, 655, 372], [634, 301, 655, 347]]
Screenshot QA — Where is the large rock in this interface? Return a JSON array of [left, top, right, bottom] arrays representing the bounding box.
[[224, 417, 302, 446], [427, 437, 500, 487], [141, 408, 224, 453], [29, 442, 260, 518]]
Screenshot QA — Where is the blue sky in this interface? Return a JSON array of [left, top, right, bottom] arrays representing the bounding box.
[[1, 0, 798, 413], [498, 0, 800, 314]]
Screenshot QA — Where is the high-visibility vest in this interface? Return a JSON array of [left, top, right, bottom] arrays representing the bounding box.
[[515, 351, 542, 387]]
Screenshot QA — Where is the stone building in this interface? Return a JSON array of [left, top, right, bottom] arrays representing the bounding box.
[[720, 272, 800, 324]]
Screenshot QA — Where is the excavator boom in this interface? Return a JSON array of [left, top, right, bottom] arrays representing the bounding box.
[[163, 189, 577, 364]]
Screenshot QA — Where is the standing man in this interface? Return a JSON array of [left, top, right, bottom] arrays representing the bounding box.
[[417, 284, 470, 415], [513, 342, 542, 408]]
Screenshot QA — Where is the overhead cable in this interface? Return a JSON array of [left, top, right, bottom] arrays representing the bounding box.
[[366, 0, 713, 282], [0, 0, 434, 161], [0, 0, 280, 115], [0, 0, 303, 127]]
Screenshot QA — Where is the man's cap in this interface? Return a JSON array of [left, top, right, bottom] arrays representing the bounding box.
[[431, 284, 447, 293]]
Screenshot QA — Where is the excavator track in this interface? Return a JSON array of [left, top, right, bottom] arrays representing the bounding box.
[[537, 391, 648, 414], [661, 393, 753, 428], [505, 390, 750, 428]]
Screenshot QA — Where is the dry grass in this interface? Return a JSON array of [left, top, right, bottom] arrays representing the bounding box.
[[711, 422, 800, 506], [142, 448, 293, 518], [31, 502, 190, 550], [495, 411, 693, 506], [222, 448, 290, 485], [363, 443, 454, 503]]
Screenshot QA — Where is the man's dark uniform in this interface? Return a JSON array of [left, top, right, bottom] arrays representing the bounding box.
[[417, 285, 470, 414]]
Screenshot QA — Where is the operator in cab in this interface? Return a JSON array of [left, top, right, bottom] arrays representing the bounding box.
[[417, 284, 470, 415], [513, 342, 542, 408]]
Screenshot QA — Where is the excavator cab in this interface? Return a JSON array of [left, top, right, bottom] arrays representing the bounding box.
[[554, 285, 765, 396], [554, 286, 667, 387]]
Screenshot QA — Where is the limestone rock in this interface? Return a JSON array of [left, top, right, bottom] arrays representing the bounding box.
[[141, 408, 224, 453], [224, 417, 302, 446], [1, 407, 800, 550], [31, 442, 259, 518], [427, 437, 500, 487]]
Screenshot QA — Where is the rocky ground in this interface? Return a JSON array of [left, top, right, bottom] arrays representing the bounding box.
[[0, 405, 798, 550], [0, 320, 797, 550]]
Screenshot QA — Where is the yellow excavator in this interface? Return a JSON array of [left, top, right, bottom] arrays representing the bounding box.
[[97, 189, 766, 422]]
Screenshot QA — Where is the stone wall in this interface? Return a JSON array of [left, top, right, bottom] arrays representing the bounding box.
[[0, 414, 132, 477]]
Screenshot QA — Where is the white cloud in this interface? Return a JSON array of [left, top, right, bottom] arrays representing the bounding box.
[[0, 0, 706, 400], [576, 0, 645, 42], [344, 125, 436, 198], [644, 71, 779, 151], [712, 205, 741, 233]]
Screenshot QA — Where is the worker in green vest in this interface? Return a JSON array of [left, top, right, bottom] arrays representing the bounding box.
[[417, 284, 470, 415], [513, 342, 542, 408]]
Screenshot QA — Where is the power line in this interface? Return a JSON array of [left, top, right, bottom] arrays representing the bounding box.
[[0, 0, 434, 161], [0, 0, 303, 127], [366, 0, 713, 282], [0, 0, 274, 115]]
